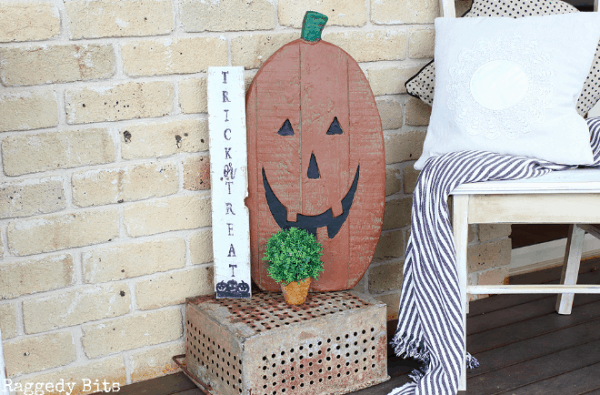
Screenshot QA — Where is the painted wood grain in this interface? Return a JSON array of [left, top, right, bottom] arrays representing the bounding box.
[[246, 36, 385, 292], [208, 67, 251, 298]]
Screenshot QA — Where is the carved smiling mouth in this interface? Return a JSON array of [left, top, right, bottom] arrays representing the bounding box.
[[262, 166, 360, 239]]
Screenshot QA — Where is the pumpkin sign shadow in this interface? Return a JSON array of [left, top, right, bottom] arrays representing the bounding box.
[[246, 12, 386, 292]]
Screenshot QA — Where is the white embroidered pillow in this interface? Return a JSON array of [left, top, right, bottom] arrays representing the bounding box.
[[414, 13, 600, 170], [405, 0, 600, 118]]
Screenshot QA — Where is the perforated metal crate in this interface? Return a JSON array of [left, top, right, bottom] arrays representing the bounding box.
[[183, 291, 389, 395]]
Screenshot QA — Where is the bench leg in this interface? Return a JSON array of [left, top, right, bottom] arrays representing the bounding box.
[[556, 224, 585, 315], [452, 195, 469, 392]]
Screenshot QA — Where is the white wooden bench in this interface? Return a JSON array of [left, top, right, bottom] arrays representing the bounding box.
[[442, 0, 600, 390], [451, 168, 600, 390]]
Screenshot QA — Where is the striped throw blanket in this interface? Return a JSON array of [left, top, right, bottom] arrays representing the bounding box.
[[389, 116, 600, 395]]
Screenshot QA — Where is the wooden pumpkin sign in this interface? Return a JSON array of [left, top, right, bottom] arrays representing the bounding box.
[[246, 11, 385, 292]]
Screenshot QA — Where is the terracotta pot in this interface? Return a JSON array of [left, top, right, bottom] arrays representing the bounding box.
[[281, 278, 311, 305]]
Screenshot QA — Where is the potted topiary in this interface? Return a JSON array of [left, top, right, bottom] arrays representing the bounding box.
[[263, 227, 324, 305]]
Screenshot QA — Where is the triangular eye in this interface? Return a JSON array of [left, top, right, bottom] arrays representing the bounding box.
[[326, 117, 343, 135], [277, 119, 295, 136]]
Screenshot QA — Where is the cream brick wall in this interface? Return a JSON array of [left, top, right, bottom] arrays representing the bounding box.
[[0, 0, 508, 390], [0, 3, 60, 43], [65, 0, 174, 39], [0, 44, 115, 86]]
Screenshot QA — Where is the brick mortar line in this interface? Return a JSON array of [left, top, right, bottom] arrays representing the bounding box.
[[72, 325, 87, 365], [384, 192, 413, 202], [0, 135, 207, 180], [126, 275, 138, 318], [123, 353, 133, 385], [113, 41, 125, 80], [364, 58, 433, 73], [0, 112, 210, 142], [0, 28, 428, 88], [2, 201, 211, 256], [0, 192, 209, 223], [121, 337, 185, 380], [171, 74, 182, 116], [14, 298, 24, 339], [56, 86, 67, 127], [376, 92, 417, 101], [0, 58, 425, 95], [379, 225, 411, 237], [0, 222, 212, 264], [364, 0, 371, 27], [383, 126, 429, 137], [368, 257, 405, 270], [110, 126, 122, 164], [0, 249, 77, 269], [1, 252, 214, 308], [0, 21, 434, 52], [474, 264, 511, 275], [469, 272, 479, 286], [51, 0, 70, 42], [226, 33, 232, 67], [0, 30, 235, 49], [117, 200, 127, 244], [176, 155, 185, 194], [62, 170, 74, 212], [353, 271, 368, 294], [72, 240, 83, 287], [0, 150, 205, 187], [0, 220, 8, 263], [178, 304, 187, 361], [370, 289, 401, 298], [184, 232, 192, 268], [8, 298, 186, 342], [172, 0, 181, 35], [8, 353, 123, 383], [0, 59, 422, 91], [3, 281, 133, 315]]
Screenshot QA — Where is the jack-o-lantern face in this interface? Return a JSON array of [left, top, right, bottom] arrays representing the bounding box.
[[216, 281, 228, 293], [237, 281, 250, 293], [246, 12, 385, 292], [227, 280, 238, 292]]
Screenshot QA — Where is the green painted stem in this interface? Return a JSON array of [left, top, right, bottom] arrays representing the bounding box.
[[301, 11, 328, 42]]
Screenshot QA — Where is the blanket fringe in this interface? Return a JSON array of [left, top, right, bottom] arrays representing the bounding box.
[[391, 332, 480, 385], [391, 332, 430, 365], [466, 352, 479, 369], [391, 332, 431, 382]]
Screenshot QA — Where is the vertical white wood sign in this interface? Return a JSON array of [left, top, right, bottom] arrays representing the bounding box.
[[208, 67, 251, 299]]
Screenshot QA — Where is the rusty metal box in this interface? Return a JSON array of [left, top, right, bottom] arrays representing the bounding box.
[[183, 291, 389, 395]]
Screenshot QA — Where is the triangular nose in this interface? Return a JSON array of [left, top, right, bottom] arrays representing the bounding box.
[[307, 153, 320, 179]]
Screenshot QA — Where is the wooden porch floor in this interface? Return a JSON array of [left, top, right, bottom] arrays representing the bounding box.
[[114, 258, 600, 395]]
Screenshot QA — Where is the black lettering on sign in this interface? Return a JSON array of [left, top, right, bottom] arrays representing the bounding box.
[[224, 109, 229, 122], [224, 163, 236, 179], [225, 181, 233, 194], [228, 244, 236, 257], [224, 128, 231, 140], [222, 71, 229, 84], [223, 91, 230, 103], [225, 147, 232, 159], [229, 264, 237, 277], [227, 223, 234, 236], [226, 203, 235, 215]]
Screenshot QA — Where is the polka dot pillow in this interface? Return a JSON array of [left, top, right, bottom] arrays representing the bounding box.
[[405, 0, 600, 117]]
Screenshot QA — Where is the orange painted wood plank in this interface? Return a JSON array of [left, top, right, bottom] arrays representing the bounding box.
[[246, 36, 385, 291]]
